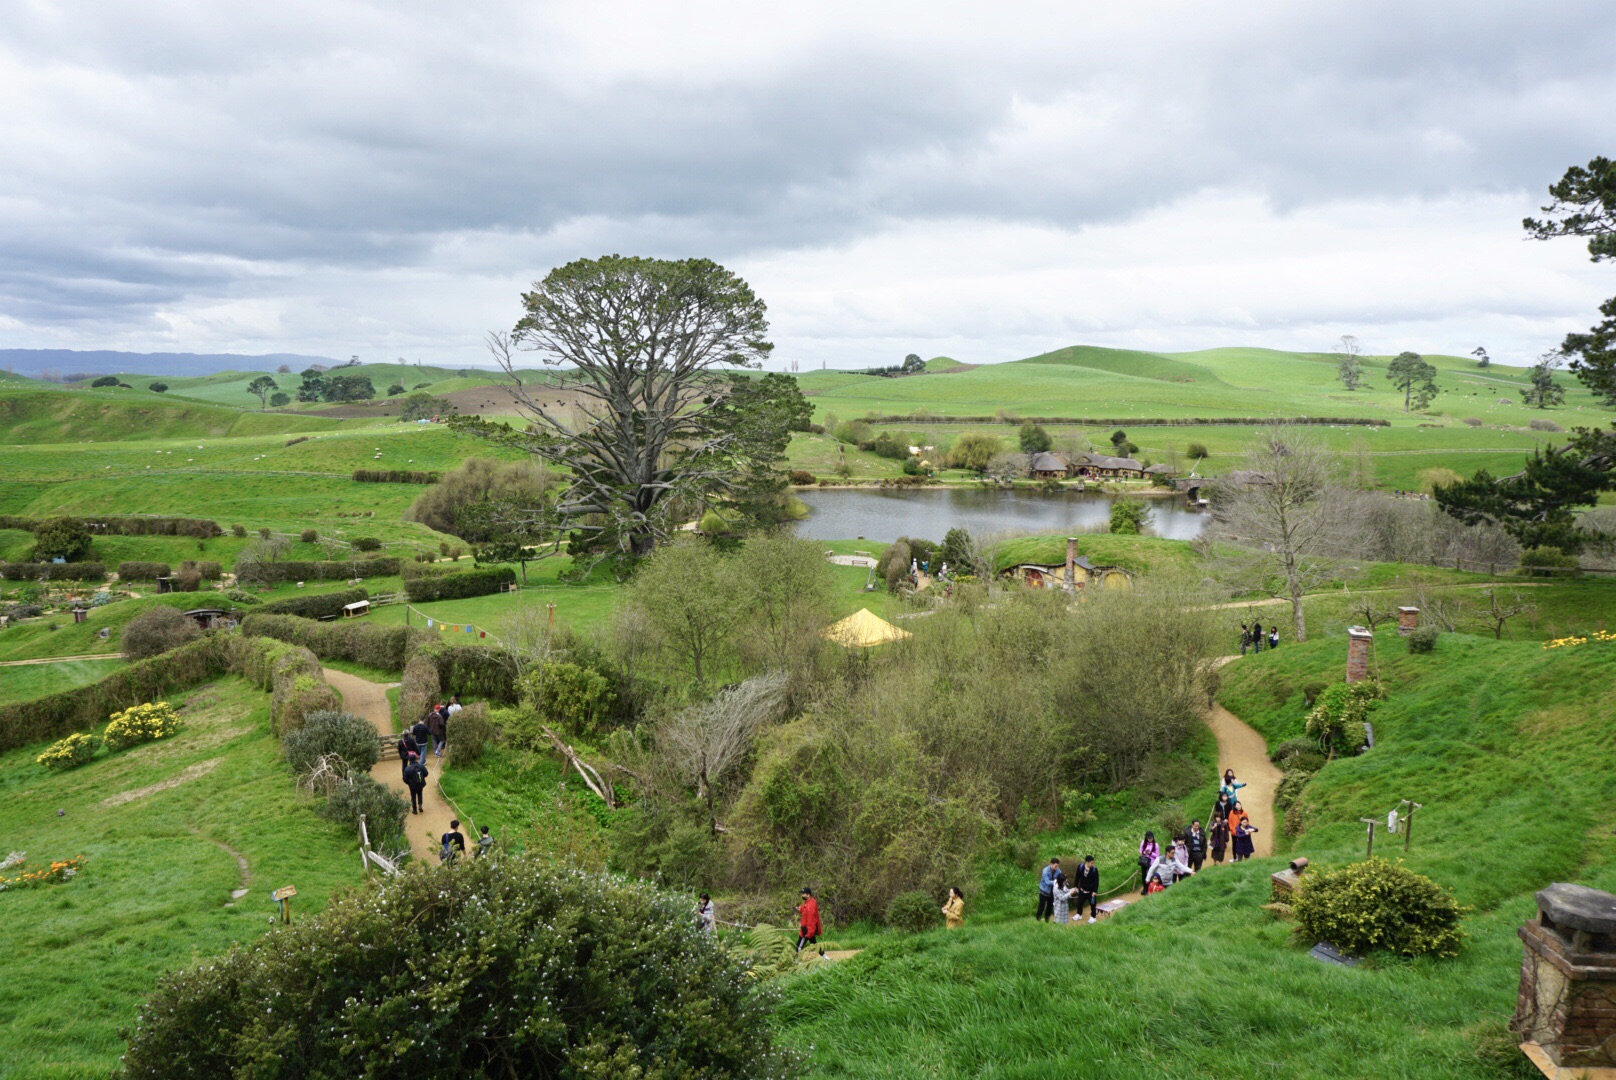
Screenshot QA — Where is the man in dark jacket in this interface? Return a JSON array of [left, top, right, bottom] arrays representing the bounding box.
[[1074, 856, 1100, 924], [427, 705, 448, 759], [441, 820, 466, 864], [1184, 820, 1207, 873], [403, 753, 428, 813], [397, 731, 419, 770], [411, 715, 432, 759]]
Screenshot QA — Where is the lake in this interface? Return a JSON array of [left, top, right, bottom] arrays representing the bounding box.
[[792, 487, 1207, 543]]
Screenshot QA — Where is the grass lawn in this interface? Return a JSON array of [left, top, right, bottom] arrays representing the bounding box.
[[0, 677, 363, 1079], [0, 658, 126, 705]]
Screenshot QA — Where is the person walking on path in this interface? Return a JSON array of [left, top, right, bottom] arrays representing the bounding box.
[[411, 714, 432, 761], [1219, 769, 1245, 808], [943, 886, 965, 929], [1232, 817, 1260, 862], [1226, 801, 1250, 847], [1211, 791, 1232, 824], [428, 704, 448, 759], [797, 888, 822, 952], [1138, 832, 1160, 896], [1209, 815, 1230, 865], [694, 893, 716, 935], [475, 825, 493, 859], [1239, 624, 1251, 656], [1036, 858, 1062, 920], [396, 729, 419, 765], [1252, 622, 1263, 653], [1074, 857, 1099, 923], [440, 819, 466, 864], [1185, 820, 1207, 873], [403, 752, 428, 814]]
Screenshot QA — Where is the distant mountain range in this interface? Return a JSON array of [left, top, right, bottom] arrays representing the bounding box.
[[0, 349, 341, 379]]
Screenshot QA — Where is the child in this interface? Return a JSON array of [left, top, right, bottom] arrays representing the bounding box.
[[1138, 831, 1160, 896], [1051, 871, 1072, 926], [475, 825, 493, 859]]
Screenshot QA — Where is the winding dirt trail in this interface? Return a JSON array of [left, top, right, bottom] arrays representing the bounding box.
[[323, 668, 461, 862], [1206, 657, 1282, 857]]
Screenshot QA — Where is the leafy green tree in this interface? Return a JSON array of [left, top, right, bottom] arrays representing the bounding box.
[[1521, 351, 1567, 408], [465, 498, 555, 583], [1386, 351, 1438, 412], [1108, 499, 1152, 535], [399, 390, 452, 421], [90, 375, 119, 387], [477, 256, 776, 557], [949, 432, 1003, 474], [732, 532, 836, 672], [324, 373, 375, 402], [268, 391, 290, 408], [387, 382, 405, 395], [1018, 421, 1052, 453], [409, 457, 552, 537], [1434, 425, 1616, 553], [1472, 346, 1491, 368], [902, 352, 925, 372], [630, 539, 743, 684], [147, 381, 168, 393], [1525, 156, 1616, 405], [700, 371, 814, 530], [31, 516, 92, 561], [245, 375, 278, 410], [295, 366, 326, 402]]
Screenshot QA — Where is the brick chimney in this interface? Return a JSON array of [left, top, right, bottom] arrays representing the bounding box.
[[1397, 607, 1420, 635], [1512, 883, 1616, 1073], [1346, 627, 1373, 684], [1066, 537, 1078, 589]]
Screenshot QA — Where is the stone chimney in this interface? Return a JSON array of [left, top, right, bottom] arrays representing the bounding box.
[[1346, 627, 1373, 684], [1066, 537, 1078, 589], [1511, 883, 1616, 1073], [1397, 606, 1420, 635]]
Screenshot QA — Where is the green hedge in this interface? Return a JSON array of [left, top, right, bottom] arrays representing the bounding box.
[[182, 560, 223, 581], [414, 640, 519, 704], [0, 515, 222, 538], [257, 587, 368, 621], [404, 565, 515, 603], [253, 558, 401, 583], [242, 612, 418, 670], [118, 561, 172, 581], [0, 562, 107, 581], [351, 468, 440, 484], [853, 415, 1393, 428]]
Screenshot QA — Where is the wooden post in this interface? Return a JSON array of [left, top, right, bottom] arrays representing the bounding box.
[[360, 816, 374, 878], [1403, 801, 1423, 853], [547, 602, 555, 628], [1359, 818, 1379, 860], [273, 885, 297, 924]]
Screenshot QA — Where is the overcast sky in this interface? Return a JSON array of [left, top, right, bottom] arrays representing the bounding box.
[[2, 1, 1613, 369]]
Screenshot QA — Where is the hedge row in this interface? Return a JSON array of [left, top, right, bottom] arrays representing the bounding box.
[[251, 558, 402, 583], [351, 469, 441, 484], [404, 566, 515, 603], [257, 587, 368, 621], [0, 562, 107, 581], [400, 653, 441, 728], [0, 515, 221, 537], [117, 561, 171, 581], [856, 415, 1393, 428], [413, 641, 519, 705], [241, 613, 417, 671]]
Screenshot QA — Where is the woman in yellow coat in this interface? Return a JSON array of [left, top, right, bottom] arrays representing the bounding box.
[[942, 886, 965, 929]]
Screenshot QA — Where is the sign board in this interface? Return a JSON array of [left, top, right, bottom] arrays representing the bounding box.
[[272, 885, 297, 901], [1308, 941, 1358, 967]]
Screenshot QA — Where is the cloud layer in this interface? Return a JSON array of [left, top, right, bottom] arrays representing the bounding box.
[[1, 0, 1613, 366]]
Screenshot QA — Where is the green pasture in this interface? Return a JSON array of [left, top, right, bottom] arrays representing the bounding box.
[[0, 592, 208, 662], [0, 383, 349, 443], [0, 678, 361, 1078], [0, 658, 126, 706]]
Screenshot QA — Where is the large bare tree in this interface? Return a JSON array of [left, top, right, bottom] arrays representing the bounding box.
[[481, 256, 777, 557], [661, 672, 789, 833], [1208, 425, 1352, 642]]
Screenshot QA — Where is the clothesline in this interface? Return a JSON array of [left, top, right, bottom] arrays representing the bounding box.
[[407, 605, 503, 644]]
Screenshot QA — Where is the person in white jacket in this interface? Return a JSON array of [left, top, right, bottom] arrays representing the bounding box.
[[1148, 847, 1195, 889]]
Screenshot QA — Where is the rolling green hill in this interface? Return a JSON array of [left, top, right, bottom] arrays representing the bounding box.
[[0, 384, 348, 443]]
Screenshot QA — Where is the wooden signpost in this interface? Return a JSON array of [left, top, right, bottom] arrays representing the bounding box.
[[272, 885, 297, 924]]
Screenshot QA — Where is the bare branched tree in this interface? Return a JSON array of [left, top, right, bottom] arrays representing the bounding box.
[[660, 672, 789, 833], [1208, 425, 1355, 642], [1472, 588, 1538, 640], [1343, 590, 1397, 631]]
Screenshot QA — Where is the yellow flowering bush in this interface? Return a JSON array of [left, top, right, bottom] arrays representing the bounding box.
[[1543, 636, 1587, 650], [36, 733, 101, 770], [105, 702, 180, 750]]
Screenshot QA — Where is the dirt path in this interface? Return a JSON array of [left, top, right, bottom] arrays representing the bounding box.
[[1209, 579, 1549, 611], [323, 668, 462, 863], [1205, 659, 1282, 858]]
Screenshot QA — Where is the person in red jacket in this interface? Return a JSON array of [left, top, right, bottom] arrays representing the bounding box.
[[796, 887, 822, 953]]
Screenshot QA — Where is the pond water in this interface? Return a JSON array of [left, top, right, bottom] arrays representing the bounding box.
[[791, 487, 1207, 544]]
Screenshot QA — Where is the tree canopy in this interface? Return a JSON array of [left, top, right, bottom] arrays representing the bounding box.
[[1434, 426, 1616, 553], [1521, 352, 1567, 409], [245, 375, 278, 410], [1525, 156, 1616, 405], [477, 256, 790, 557], [1386, 351, 1438, 412]]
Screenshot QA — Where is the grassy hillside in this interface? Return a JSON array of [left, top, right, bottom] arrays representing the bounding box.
[[0, 678, 362, 1077], [0, 384, 348, 443], [774, 628, 1615, 1078]]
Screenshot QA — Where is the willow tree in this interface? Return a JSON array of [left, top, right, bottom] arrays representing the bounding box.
[[479, 256, 789, 558]]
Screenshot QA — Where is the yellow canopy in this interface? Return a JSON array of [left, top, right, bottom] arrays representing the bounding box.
[[821, 608, 912, 648]]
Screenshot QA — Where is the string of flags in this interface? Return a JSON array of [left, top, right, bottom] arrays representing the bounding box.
[[406, 604, 498, 642]]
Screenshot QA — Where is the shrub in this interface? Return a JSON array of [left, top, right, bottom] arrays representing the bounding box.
[[117, 561, 171, 582], [448, 702, 494, 764], [404, 565, 515, 603], [31, 517, 93, 562], [351, 536, 383, 552], [257, 587, 367, 621], [90, 375, 119, 387], [400, 653, 442, 729], [0, 561, 106, 582], [886, 889, 942, 932], [241, 612, 414, 669], [1292, 858, 1466, 958], [37, 732, 101, 770], [1528, 418, 1563, 432], [230, 524, 247, 538], [104, 701, 181, 750], [181, 559, 222, 580], [266, 645, 342, 736], [171, 569, 202, 592], [223, 589, 260, 605], [1273, 769, 1312, 815], [283, 709, 379, 777], [418, 643, 518, 705], [120, 856, 792, 1078], [789, 470, 816, 485], [317, 774, 408, 841], [1462, 417, 1483, 427], [241, 558, 401, 585], [284, 436, 308, 448], [300, 529, 319, 543], [1301, 680, 1328, 707], [122, 606, 202, 660], [1519, 546, 1579, 578], [517, 661, 617, 740], [352, 468, 441, 484], [1109, 499, 1152, 535], [1304, 681, 1384, 755], [1185, 441, 1209, 459], [1407, 625, 1440, 654]]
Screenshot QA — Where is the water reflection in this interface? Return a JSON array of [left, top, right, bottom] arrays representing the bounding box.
[[792, 487, 1206, 544]]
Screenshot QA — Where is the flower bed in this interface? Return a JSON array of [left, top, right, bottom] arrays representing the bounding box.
[[0, 852, 83, 892]]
